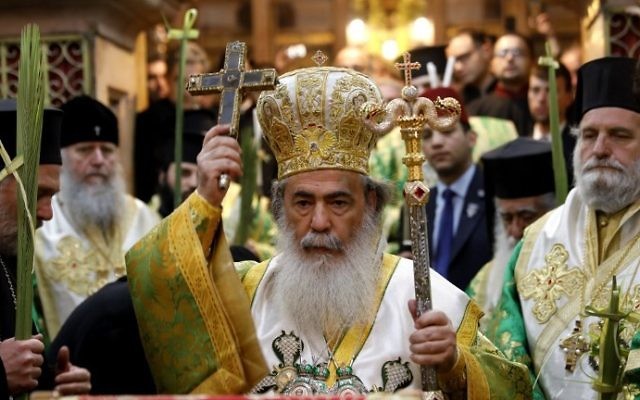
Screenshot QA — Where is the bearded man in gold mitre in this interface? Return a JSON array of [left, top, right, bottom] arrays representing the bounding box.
[[125, 63, 531, 398]]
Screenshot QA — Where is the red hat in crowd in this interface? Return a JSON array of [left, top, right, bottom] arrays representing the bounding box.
[[420, 86, 469, 126]]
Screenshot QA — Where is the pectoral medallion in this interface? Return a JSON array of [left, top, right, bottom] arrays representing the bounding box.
[[251, 331, 413, 394]]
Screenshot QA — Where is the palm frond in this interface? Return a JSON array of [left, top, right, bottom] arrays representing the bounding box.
[[15, 23, 45, 340]]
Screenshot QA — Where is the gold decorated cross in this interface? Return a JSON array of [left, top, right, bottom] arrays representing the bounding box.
[[394, 52, 421, 87], [187, 41, 278, 138], [559, 320, 589, 372]]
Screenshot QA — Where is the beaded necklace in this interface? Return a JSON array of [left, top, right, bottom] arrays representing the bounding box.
[[0, 255, 16, 308]]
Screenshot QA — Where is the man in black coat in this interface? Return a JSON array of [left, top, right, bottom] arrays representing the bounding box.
[[0, 100, 91, 398], [47, 277, 155, 395]]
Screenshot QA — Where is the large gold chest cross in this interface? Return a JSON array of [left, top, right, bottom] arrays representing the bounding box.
[[519, 243, 586, 324], [186, 41, 278, 138]]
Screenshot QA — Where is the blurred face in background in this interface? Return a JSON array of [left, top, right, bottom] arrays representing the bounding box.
[[334, 46, 370, 73], [528, 75, 572, 125], [447, 33, 492, 87], [147, 59, 169, 103], [422, 123, 476, 184], [169, 43, 215, 109], [62, 142, 118, 185], [165, 161, 198, 201], [492, 34, 531, 89]]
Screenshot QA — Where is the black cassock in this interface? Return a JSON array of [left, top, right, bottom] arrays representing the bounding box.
[[48, 276, 156, 395]]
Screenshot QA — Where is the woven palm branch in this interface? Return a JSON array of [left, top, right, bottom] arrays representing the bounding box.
[[15, 23, 45, 341]]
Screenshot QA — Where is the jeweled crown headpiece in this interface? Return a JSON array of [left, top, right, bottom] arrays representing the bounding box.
[[256, 56, 383, 179]]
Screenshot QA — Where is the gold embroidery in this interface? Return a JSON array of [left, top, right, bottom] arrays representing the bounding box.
[[498, 331, 525, 362], [257, 66, 383, 179], [44, 236, 125, 296], [520, 244, 586, 323], [292, 126, 337, 170]]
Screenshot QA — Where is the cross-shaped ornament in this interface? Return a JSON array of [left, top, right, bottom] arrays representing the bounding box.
[[187, 41, 278, 138], [559, 320, 589, 372], [187, 41, 277, 190], [394, 52, 421, 87]]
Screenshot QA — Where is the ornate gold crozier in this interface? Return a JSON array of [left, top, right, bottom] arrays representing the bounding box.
[[363, 52, 461, 400], [186, 41, 278, 189]]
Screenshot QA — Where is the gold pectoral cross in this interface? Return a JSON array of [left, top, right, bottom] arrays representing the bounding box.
[[559, 320, 589, 372], [186, 41, 278, 138]]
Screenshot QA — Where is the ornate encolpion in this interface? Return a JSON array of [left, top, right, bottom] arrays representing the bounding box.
[[256, 66, 383, 179]]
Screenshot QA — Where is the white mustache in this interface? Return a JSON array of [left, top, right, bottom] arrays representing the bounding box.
[[582, 157, 624, 173], [300, 232, 343, 250]]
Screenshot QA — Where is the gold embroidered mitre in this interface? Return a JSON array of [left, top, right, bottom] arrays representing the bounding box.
[[256, 66, 383, 179]]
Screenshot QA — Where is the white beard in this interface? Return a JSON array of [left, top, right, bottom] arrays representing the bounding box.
[[574, 148, 640, 214], [270, 210, 385, 339], [484, 213, 518, 312], [59, 165, 125, 234]]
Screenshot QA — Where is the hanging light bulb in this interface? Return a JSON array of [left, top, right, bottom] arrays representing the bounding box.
[[411, 16, 434, 45], [381, 39, 398, 60], [346, 18, 368, 46]]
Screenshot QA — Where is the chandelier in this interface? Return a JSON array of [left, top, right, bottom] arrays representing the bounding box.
[[347, 0, 433, 60]]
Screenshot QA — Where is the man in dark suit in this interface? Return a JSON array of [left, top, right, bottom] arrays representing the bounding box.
[[527, 63, 576, 184], [421, 87, 492, 290]]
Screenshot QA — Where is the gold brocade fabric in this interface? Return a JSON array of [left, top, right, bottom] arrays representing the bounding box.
[[595, 205, 631, 264], [43, 232, 125, 296], [256, 67, 383, 179], [126, 192, 268, 394]]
